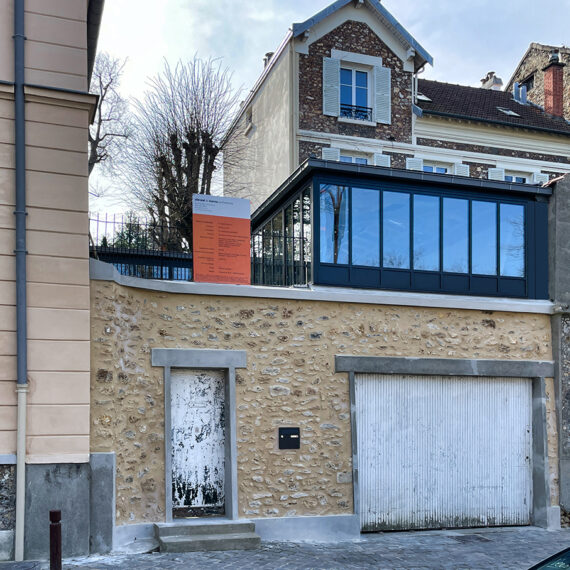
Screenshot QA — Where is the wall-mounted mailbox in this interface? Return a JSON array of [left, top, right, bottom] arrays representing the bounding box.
[[279, 427, 300, 450]]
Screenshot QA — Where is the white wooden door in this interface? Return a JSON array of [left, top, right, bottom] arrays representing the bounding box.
[[171, 369, 225, 517], [356, 374, 532, 531]]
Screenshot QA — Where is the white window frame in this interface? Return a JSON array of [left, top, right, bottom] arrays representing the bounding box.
[[339, 153, 369, 165], [504, 171, 531, 184], [339, 65, 372, 123], [422, 161, 452, 174]]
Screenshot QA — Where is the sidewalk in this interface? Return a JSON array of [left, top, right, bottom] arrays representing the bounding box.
[[2, 526, 570, 569]]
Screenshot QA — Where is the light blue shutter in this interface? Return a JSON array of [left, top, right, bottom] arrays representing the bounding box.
[[454, 163, 470, 177], [406, 157, 423, 171], [323, 57, 340, 117], [373, 153, 390, 167], [488, 167, 505, 181], [322, 147, 340, 161], [374, 66, 391, 124]]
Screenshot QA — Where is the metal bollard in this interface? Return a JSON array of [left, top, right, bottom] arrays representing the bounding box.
[[49, 510, 62, 570]]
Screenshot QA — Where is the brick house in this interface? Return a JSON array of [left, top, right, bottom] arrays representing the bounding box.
[[224, 1, 570, 210]]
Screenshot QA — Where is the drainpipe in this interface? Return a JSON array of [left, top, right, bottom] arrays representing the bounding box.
[[13, 0, 28, 561]]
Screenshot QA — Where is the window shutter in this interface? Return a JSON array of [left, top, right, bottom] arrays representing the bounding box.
[[488, 167, 505, 181], [533, 172, 549, 185], [454, 163, 470, 177], [322, 147, 340, 161], [374, 66, 391, 124], [373, 153, 390, 167], [406, 157, 423, 171], [323, 57, 340, 117]]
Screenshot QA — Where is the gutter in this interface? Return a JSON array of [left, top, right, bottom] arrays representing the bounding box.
[[13, 0, 28, 561]]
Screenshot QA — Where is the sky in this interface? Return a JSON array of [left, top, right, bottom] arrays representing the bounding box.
[[90, 0, 570, 213]]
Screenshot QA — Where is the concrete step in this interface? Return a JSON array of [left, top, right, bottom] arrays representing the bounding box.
[[158, 531, 261, 553], [155, 521, 255, 537]]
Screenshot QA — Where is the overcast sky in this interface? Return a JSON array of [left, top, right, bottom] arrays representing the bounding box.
[[91, 0, 570, 212]]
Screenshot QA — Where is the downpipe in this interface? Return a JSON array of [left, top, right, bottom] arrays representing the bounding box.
[[13, 0, 28, 561]]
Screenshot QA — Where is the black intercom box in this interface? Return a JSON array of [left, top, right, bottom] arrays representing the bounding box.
[[279, 427, 300, 449]]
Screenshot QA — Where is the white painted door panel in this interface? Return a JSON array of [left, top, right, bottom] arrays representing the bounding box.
[[356, 374, 532, 531], [171, 369, 225, 517]]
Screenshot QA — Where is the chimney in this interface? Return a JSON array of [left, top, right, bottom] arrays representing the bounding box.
[[543, 50, 565, 117], [480, 71, 503, 91], [263, 52, 274, 68]]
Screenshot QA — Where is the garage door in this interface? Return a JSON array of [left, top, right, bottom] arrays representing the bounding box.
[[356, 374, 532, 531]]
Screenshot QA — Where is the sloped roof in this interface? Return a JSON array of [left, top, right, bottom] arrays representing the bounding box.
[[292, 0, 433, 68], [417, 78, 570, 136]]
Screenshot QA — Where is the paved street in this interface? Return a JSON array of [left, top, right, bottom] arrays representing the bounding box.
[[2, 526, 570, 569]]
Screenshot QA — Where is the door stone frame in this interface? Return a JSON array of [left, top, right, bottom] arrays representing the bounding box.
[[152, 348, 246, 523], [335, 356, 557, 529]]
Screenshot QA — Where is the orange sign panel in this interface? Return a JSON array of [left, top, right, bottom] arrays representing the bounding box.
[[192, 195, 251, 284]]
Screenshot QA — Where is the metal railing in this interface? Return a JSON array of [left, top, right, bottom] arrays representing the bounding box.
[[90, 214, 193, 281], [340, 104, 373, 122], [251, 234, 310, 287], [90, 216, 311, 286]]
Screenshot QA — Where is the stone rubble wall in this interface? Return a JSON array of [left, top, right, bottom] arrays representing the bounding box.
[[90, 279, 556, 525]]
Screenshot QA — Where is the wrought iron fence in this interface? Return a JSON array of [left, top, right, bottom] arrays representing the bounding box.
[[340, 104, 373, 122], [89, 214, 193, 281], [90, 215, 311, 286]]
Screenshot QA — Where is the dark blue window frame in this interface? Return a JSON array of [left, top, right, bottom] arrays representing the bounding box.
[[312, 174, 548, 299]]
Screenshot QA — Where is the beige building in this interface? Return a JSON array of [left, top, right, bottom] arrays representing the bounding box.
[[0, 0, 103, 561]]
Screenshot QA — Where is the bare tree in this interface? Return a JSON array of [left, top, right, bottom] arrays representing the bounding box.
[[123, 56, 243, 252], [89, 52, 130, 178]]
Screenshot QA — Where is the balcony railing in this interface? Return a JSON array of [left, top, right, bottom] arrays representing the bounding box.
[[340, 104, 373, 122]]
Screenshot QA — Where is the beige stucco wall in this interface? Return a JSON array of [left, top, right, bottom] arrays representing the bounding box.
[[90, 278, 557, 524], [0, 1, 93, 463], [224, 45, 293, 211]]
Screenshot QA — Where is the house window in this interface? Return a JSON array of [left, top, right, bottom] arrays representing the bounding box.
[[505, 173, 527, 184], [340, 155, 368, 165], [521, 74, 534, 92], [323, 55, 391, 124], [423, 164, 448, 174], [340, 68, 371, 121]]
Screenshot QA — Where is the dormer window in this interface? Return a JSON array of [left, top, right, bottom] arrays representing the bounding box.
[[323, 50, 391, 125], [340, 68, 371, 121]]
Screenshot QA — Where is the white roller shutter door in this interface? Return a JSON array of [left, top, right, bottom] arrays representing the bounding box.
[[356, 374, 532, 531]]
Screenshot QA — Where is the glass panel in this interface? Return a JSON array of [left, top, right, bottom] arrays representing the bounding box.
[[383, 191, 410, 269], [423, 165, 434, 173], [285, 204, 294, 285], [262, 223, 272, 283], [435, 166, 447, 174], [340, 68, 352, 85], [500, 204, 525, 277], [413, 195, 439, 271], [355, 87, 367, 108], [355, 70, 367, 88], [472, 201, 497, 275], [302, 187, 312, 280], [352, 187, 379, 266], [443, 198, 468, 273], [340, 155, 353, 163], [354, 157, 368, 165], [340, 85, 352, 106], [272, 212, 284, 285], [293, 197, 302, 283], [320, 184, 348, 264]]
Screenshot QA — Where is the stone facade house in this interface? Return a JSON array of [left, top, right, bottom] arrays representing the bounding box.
[[4, 0, 570, 562]]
